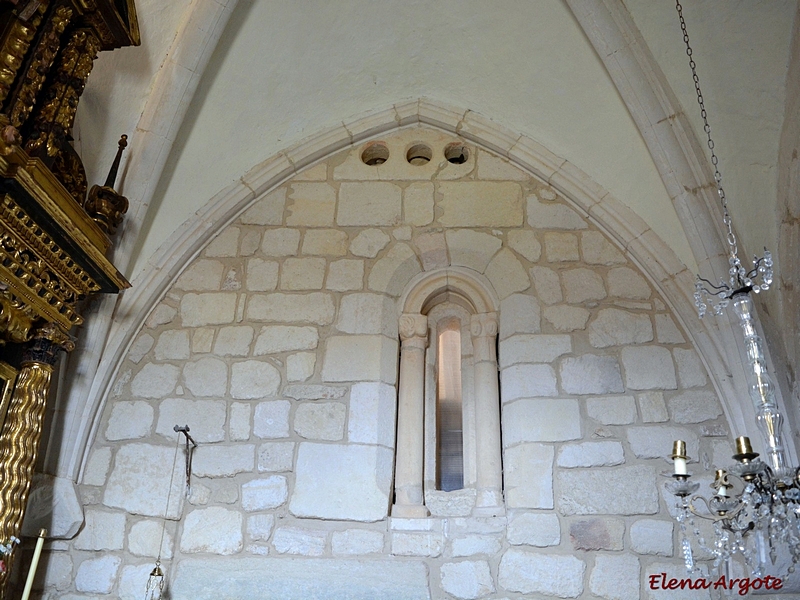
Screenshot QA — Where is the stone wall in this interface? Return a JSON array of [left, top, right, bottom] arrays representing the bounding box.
[[38, 127, 727, 599]]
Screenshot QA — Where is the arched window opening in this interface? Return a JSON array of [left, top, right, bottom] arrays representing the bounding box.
[[436, 319, 464, 491]]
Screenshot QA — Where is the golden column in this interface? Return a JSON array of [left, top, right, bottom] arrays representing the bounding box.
[[0, 323, 73, 593]]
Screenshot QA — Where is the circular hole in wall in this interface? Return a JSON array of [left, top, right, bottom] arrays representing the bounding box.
[[361, 143, 389, 166], [444, 143, 470, 164], [406, 143, 432, 166]]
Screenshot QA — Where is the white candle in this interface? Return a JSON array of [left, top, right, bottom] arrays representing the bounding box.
[[20, 529, 46, 600], [717, 485, 729, 497], [673, 456, 687, 475]]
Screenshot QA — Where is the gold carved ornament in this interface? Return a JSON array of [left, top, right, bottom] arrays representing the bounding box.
[[0, 0, 49, 106]]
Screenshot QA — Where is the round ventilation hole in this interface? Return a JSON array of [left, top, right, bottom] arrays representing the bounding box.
[[444, 143, 469, 164], [406, 143, 432, 166], [361, 143, 389, 166]]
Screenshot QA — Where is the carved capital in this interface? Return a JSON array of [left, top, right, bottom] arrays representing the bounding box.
[[399, 313, 428, 343], [470, 312, 498, 338], [21, 322, 74, 365], [0, 289, 36, 345]]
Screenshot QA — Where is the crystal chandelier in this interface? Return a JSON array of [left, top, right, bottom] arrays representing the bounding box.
[[665, 0, 796, 579]]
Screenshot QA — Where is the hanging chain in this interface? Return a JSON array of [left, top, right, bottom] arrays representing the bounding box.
[[675, 0, 738, 256]]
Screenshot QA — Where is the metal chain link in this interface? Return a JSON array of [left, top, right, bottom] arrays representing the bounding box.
[[675, 0, 738, 254]]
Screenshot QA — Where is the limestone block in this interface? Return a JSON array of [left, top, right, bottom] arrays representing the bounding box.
[[560, 355, 624, 395], [544, 232, 579, 262], [128, 333, 154, 363], [425, 489, 476, 517], [290, 443, 392, 522], [22, 475, 83, 538], [157, 398, 225, 442], [621, 346, 677, 390], [280, 257, 326, 291], [181, 507, 243, 554], [348, 381, 396, 448], [588, 308, 653, 348], [146, 303, 177, 328], [438, 182, 523, 227], [627, 426, 698, 461], [448, 517, 506, 535], [327, 259, 364, 291], [581, 231, 626, 265], [294, 402, 346, 440], [394, 225, 412, 240], [206, 228, 239, 257], [117, 563, 155, 600], [105, 401, 153, 440], [498, 550, 585, 597], [655, 314, 685, 343], [302, 229, 348, 255], [710, 439, 735, 469], [273, 527, 326, 556], [630, 519, 673, 556], [193, 445, 254, 477], [246, 258, 279, 291], [391, 532, 443, 557], [350, 228, 390, 258], [254, 326, 319, 354], [192, 328, 214, 353], [590, 554, 640, 600], [331, 529, 384, 555], [404, 182, 434, 225], [240, 230, 261, 256], [503, 398, 581, 445], [75, 555, 121, 594], [558, 465, 658, 515], [585, 395, 636, 425], [213, 483, 239, 504], [562, 268, 606, 302], [287, 352, 316, 381], [261, 228, 300, 256], [450, 535, 502, 557], [131, 364, 179, 398], [530, 266, 562, 304], [242, 476, 288, 511], [412, 232, 447, 271], [175, 259, 224, 291], [73, 510, 125, 550], [478, 151, 528, 180], [507, 230, 541, 263], [32, 551, 72, 590], [504, 443, 553, 509], [171, 557, 431, 599], [445, 229, 502, 272], [543, 305, 589, 331], [180, 293, 236, 327], [367, 243, 421, 296], [485, 248, 531, 299], [258, 442, 295, 472], [83, 447, 111, 486], [608, 266, 651, 299], [128, 519, 173, 558], [499, 294, 540, 339], [286, 182, 336, 226], [154, 330, 190, 361], [500, 364, 558, 401], [499, 334, 570, 367], [336, 293, 396, 336], [284, 385, 347, 400], [507, 513, 560, 546], [639, 391, 668, 423], [557, 441, 625, 467], [241, 188, 285, 225], [249, 292, 336, 325], [668, 391, 722, 423], [213, 326, 254, 357], [338, 182, 402, 226], [322, 335, 398, 384], [568, 518, 624, 550], [527, 196, 587, 230], [184, 357, 228, 397], [440, 560, 495, 600], [231, 360, 281, 399], [247, 514, 275, 541], [253, 401, 291, 438], [673, 348, 708, 387]]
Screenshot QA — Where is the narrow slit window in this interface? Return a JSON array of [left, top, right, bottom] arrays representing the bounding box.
[[436, 323, 463, 491]]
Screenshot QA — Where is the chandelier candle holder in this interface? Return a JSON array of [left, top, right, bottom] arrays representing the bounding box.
[[664, 1, 797, 579]]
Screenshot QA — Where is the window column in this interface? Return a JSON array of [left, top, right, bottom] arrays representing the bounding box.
[[470, 312, 503, 513], [392, 313, 429, 517]]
